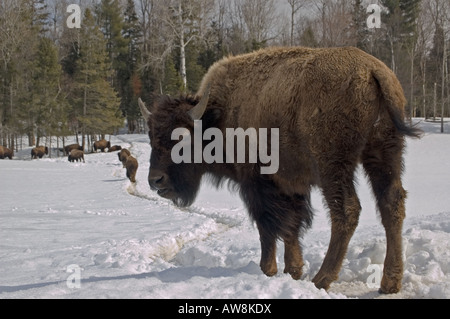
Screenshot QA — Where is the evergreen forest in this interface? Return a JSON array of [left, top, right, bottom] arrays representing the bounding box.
[[1, 0, 449, 152]]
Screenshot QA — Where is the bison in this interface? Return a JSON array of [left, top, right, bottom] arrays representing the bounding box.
[[118, 149, 131, 168], [64, 144, 83, 155], [125, 155, 138, 183], [31, 146, 49, 159], [138, 47, 422, 294], [93, 139, 111, 152], [0, 146, 13, 159], [108, 145, 122, 152], [68, 149, 85, 163]]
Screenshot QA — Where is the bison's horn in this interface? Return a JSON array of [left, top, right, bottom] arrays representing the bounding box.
[[188, 83, 211, 121], [138, 98, 152, 122]]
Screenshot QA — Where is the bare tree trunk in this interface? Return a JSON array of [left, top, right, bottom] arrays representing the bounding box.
[[448, 54, 450, 119], [423, 83, 426, 119], [82, 70, 88, 151], [442, 40, 446, 133], [410, 47, 415, 119], [178, 1, 187, 92], [389, 35, 396, 74], [434, 82, 437, 121], [290, 5, 295, 46], [422, 58, 427, 119], [48, 136, 52, 159], [287, 0, 309, 47]]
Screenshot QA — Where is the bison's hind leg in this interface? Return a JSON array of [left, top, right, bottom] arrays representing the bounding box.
[[362, 127, 407, 294], [282, 194, 313, 280], [312, 171, 361, 291], [311, 132, 364, 291]]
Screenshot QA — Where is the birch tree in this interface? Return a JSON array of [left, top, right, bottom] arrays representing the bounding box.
[[287, 0, 310, 46]]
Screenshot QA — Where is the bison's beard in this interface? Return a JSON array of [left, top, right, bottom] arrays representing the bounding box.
[[167, 165, 203, 208], [170, 182, 201, 208]]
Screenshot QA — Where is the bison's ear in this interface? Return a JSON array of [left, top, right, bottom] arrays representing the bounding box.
[[138, 98, 152, 122], [188, 83, 211, 121]]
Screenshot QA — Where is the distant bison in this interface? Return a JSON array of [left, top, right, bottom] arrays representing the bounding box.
[[64, 144, 83, 155], [118, 149, 131, 168], [139, 46, 422, 294], [93, 139, 111, 152], [0, 146, 13, 159], [31, 146, 48, 159], [125, 155, 138, 183], [68, 150, 85, 163], [108, 145, 122, 152]]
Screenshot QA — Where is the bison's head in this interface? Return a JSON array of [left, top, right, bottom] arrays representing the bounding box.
[[139, 86, 214, 207]]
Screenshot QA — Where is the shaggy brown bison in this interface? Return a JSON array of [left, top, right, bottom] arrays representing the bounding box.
[[108, 145, 122, 152], [0, 146, 13, 159], [118, 149, 131, 168], [138, 46, 422, 294], [31, 146, 49, 159], [125, 155, 138, 183], [93, 139, 111, 152], [64, 144, 83, 155], [68, 149, 85, 163]]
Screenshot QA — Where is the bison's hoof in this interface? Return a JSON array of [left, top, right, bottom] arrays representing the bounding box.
[[312, 273, 334, 291], [261, 264, 278, 277], [379, 277, 401, 294], [284, 266, 303, 280]]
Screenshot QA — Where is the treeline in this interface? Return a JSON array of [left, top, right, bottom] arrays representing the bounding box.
[[1, 0, 450, 151]]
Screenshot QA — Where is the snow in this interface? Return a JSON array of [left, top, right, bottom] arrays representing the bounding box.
[[1, 120, 450, 299]]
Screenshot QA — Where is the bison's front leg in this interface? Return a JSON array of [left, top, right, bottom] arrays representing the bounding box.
[[283, 237, 304, 280], [242, 179, 311, 279], [257, 224, 278, 277]]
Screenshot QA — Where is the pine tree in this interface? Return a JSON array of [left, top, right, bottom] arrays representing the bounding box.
[[29, 37, 65, 146], [72, 9, 123, 149], [378, 0, 421, 71], [24, 0, 49, 35], [400, 0, 421, 46], [96, 0, 128, 84], [163, 55, 184, 95], [374, 0, 422, 117], [352, 0, 370, 50], [118, 0, 143, 133], [185, 44, 206, 93]]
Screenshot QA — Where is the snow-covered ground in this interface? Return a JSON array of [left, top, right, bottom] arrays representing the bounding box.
[[1, 120, 449, 299]]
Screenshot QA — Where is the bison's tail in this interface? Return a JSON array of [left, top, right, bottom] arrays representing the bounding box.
[[372, 68, 423, 139]]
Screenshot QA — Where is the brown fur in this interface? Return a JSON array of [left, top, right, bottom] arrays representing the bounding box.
[[118, 149, 131, 168], [108, 145, 122, 152], [140, 47, 422, 294], [0, 146, 13, 159], [31, 146, 49, 159], [68, 149, 85, 163], [125, 156, 138, 183], [93, 139, 111, 152], [64, 144, 83, 155]]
